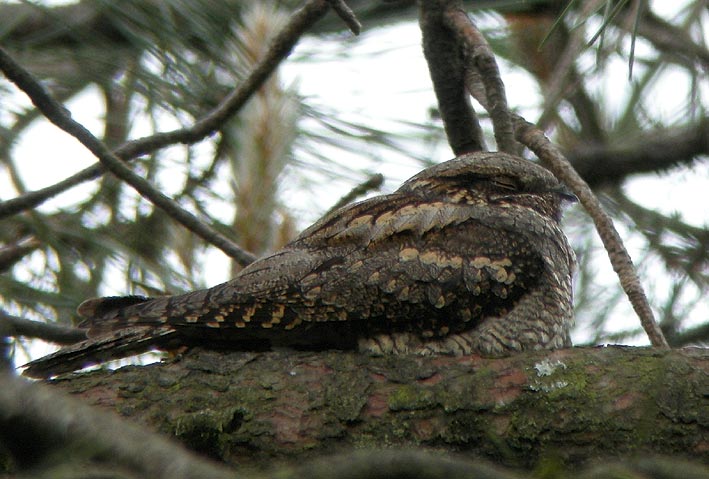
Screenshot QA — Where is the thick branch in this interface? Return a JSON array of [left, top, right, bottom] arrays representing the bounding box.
[[30, 347, 707, 471], [442, 2, 517, 153], [419, 0, 485, 154]]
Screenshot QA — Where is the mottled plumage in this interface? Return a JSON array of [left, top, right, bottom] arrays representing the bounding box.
[[23, 152, 576, 378]]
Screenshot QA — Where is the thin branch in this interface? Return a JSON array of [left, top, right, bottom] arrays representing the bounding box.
[[325, 173, 384, 215], [418, 2, 669, 348], [442, 2, 517, 154], [0, 310, 86, 345], [0, 45, 258, 266], [0, 163, 102, 219], [0, 0, 332, 221], [513, 115, 669, 349], [0, 237, 40, 273], [327, 0, 362, 35]]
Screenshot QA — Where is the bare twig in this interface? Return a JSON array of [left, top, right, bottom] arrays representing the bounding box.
[[326, 173, 384, 215], [0, 163, 101, 218], [513, 116, 669, 349], [0, 0, 332, 221], [0, 310, 86, 345], [327, 0, 362, 35], [0, 237, 40, 273], [0, 44, 258, 266]]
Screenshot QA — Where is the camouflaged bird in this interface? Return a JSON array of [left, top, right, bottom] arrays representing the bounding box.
[[23, 152, 576, 378]]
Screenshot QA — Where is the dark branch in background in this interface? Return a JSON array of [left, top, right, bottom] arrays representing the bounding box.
[[0, 310, 86, 345], [419, 0, 669, 348], [666, 322, 709, 348], [0, 0, 333, 224], [419, 0, 485, 154], [0, 238, 40, 273], [567, 118, 709, 186], [0, 0, 349, 267], [283, 450, 521, 479], [326, 173, 384, 215], [0, 372, 234, 478]]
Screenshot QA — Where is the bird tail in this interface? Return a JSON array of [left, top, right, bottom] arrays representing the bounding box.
[[21, 326, 178, 379]]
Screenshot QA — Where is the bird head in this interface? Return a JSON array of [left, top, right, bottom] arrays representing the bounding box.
[[400, 152, 576, 222]]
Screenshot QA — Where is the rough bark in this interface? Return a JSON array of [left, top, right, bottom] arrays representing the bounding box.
[[38, 346, 708, 470]]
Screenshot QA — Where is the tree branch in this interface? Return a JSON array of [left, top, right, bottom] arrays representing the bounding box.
[[0, 310, 86, 345], [18, 347, 706, 472], [567, 118, 709, 186], [418, 2, 669, 349], [0, 44, 259, 265], [513, 116, 669, 348], [442, 2, 517, 154], [419, 0, 485, 154], [0, 371, 234, 478], [327, 0, 362, 35], [0, 0, 332, 225]]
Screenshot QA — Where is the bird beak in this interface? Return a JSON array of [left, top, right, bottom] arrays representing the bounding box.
[[554, 186, 577, 203]]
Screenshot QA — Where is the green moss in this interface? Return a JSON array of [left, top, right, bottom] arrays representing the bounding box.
[[388, 385, 436, 411], [173, 407, 245, 460], [437, 374, 488, 413]]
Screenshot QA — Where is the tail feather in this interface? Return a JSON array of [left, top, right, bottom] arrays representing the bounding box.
[[22, 326, 177, 379], [76, 295, 151, 324]]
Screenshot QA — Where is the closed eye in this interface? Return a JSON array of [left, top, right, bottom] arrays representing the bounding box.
[[491, 176, 519, 191]]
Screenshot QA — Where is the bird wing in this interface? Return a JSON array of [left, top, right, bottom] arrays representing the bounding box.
[[162, 201, 545, 341]]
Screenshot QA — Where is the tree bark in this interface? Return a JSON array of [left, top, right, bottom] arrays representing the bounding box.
[[40, 346, 708, 470]]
